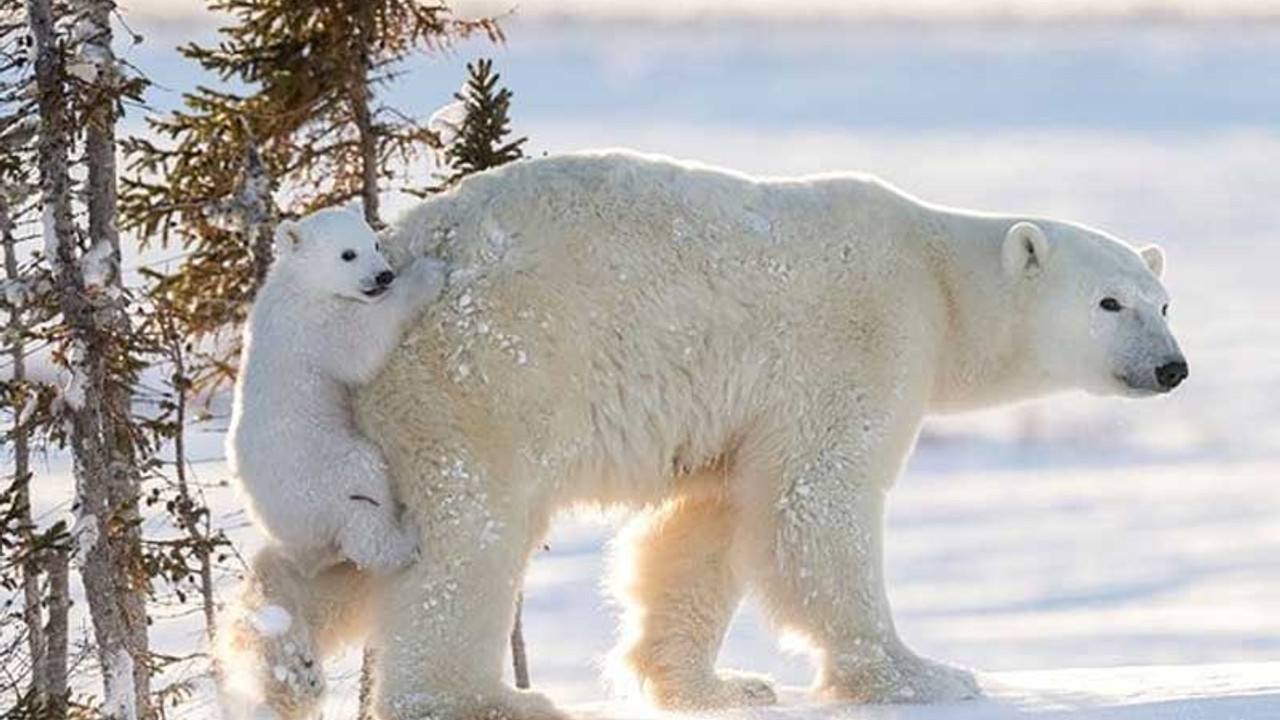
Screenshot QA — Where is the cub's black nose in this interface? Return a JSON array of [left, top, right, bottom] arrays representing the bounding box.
[[1155, 360, 1188, 390], [375, 270, 395, 287]]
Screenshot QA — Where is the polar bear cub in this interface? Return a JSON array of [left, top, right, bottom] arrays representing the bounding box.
[[227, 207, 444, 574]]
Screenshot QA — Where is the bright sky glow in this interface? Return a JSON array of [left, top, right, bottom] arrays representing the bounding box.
[[121, 0, 1280, 26]]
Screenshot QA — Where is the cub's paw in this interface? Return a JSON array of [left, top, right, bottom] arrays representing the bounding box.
[[221, 604, 326, 720], [820, 645, 981, 704], [259, 638, 325, 715], [338, 508, 420, 573]]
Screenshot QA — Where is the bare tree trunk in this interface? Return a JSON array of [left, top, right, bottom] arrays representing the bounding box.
[[78, 1, 151, 715], [350, 87, 381, 228], [43, 549, 71, 720], [165, 317, 217, 638], [357, 646, 377, 720], [238, 129, 275, 295], [2, 183, 51, 713], [511, 593, 530, 689], [349, 5, 380, 228], [28, 0, 151, 717]]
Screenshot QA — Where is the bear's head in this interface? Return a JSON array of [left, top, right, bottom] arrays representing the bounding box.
[[273, 207, 397, 303], [1002, 220, 1187, 398]]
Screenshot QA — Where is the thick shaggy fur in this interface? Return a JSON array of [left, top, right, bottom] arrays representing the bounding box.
[[217, 549, 374, 720], [245, 151, 1184, 719], [226, 208, 444, 574]]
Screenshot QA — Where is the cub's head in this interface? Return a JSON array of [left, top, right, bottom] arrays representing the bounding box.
[[273, 207, 396, 303], [1003, 220, 1187, 398]]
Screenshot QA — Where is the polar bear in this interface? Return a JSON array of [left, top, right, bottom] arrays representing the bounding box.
[[245, 151, 1187, 720], [226, 207, 444, 575]]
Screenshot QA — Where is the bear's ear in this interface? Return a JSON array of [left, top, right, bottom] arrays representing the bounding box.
[[343, 199, 366, 219], [1002, 221, 1052, 279], [1139, 244, 1165, 279], [274, 220, 304, 253]]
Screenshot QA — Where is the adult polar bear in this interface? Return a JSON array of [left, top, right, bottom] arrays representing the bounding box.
[[351, 150, 1185, 719]]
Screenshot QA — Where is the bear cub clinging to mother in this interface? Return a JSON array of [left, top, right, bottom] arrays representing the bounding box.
[[226, 207, 444, 575]]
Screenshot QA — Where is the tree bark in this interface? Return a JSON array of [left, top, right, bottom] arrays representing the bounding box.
[[43, 548, 70, 720], [511, 593, 530, 689], [239, 130, 275, 295], [28, 0, 151, 717], [348, 3, 380, 228], [2, 179, 51, 715]]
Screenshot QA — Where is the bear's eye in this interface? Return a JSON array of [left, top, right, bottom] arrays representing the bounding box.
[[341, 249, 357, 262], [1162, 303, 1169, 317], [1099, 297, 1122, 312]]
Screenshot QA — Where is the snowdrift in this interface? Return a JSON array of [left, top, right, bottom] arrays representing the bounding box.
[[571, 663, 1280, 719]]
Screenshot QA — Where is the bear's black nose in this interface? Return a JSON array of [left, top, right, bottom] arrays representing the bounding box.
[[1155, 360, 1188, 390], [375, 270, 395, 287]]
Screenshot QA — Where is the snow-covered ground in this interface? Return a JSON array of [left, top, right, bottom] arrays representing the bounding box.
[[576, 663, 1280, 720], [14, 10, 1280, 720]]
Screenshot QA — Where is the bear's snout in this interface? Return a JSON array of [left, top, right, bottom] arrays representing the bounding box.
[[376, 270, 396, 287], [1155, 359, 1188, 391]]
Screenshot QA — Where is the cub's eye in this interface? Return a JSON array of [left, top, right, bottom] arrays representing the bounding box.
[[1099, 297, 1122, 312], [1162, 303, 1169, 317], [341, 250, 357, 262]]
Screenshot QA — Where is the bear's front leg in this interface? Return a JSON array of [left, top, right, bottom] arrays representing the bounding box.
[[738, 408, 981, 704], [369, 453, 563, 720]]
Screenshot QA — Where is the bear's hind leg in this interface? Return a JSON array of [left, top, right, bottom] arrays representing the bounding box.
[[613, 489, 776, 710], [218, 547, 374, 720]]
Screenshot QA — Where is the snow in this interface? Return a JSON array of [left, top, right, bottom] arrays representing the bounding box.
[[102, 647, 137, 720], [1, 277, 29, 306], [67, 61, 99, 83], [252, 605, 293, 638], [427, 99, 467, 148], [41, 202, 59, 270], [81, 239, 114, 289], [573, 663, 1280, 719], [72, 513, 99, 563], [61, 341, 88, 411]]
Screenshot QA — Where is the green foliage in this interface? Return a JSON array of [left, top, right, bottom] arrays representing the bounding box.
[[437, 58, 526, 188], [121, 0, 503, 392]]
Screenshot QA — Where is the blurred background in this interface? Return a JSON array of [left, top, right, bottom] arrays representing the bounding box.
[[6, 0, 1280, 716]]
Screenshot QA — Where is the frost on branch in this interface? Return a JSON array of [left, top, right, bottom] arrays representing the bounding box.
[[428, 99, 467, 149]]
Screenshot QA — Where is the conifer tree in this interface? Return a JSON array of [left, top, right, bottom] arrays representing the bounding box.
[[434, 58, 527, 189], [23, 0, 152, 716], [121, 0, 503, 392], [2, 3, 73, 716]]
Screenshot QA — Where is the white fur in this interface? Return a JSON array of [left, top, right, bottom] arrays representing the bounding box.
[[253, 152, 1185, 719], [226, 207, 444, 574]]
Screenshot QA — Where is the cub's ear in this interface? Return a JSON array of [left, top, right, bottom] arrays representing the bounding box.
[[1139, 244, 1165, 279], [274, 220, 304, 253], [1002, 221, 1052, 279]]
